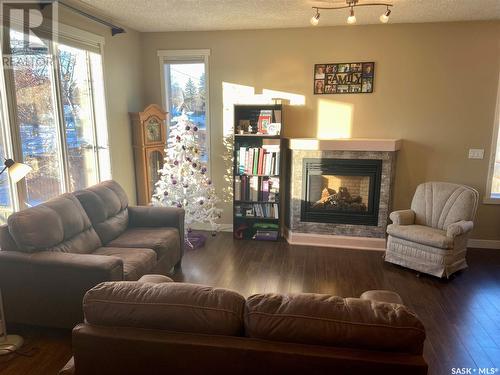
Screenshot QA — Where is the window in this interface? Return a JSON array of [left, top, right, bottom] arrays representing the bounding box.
[[486, 74, 500, 203], [1, 26, 110, 211], [159, 50, 210, 165]]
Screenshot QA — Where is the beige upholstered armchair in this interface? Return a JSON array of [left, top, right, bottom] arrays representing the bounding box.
[[384, 182, 479, 278]]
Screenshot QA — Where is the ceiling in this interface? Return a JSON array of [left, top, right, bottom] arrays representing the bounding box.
[[74, 0, 500, 32]]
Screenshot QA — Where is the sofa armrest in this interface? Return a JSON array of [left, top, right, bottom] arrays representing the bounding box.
[[446, 220, 474, 238], [389, 210, 415, 225], [128, 206, 185, 255], [359, 290, 404, 305], [128, 206, 184, 229], [0, 251, 124, 327]]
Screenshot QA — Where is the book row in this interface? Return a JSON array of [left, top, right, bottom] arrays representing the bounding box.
[[234, 176, 279, 202], [235, 203, 279, 219], [236, 146, 280, 176]]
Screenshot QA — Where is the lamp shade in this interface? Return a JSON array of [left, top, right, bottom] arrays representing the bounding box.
[[3, 159, 32, 183]]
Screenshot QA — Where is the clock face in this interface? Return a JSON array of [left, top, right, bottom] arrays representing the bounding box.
[[146, 117, 162, 142]]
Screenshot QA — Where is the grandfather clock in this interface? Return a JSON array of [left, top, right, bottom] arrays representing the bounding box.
[[130, 104, 167, 205]]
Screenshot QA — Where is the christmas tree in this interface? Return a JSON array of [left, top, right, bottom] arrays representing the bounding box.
[[152, 111, 222, 243]]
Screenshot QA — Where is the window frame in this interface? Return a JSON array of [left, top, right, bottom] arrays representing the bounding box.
[[485, 71, 500, 204], [0, 22, 110, 211], [157, 49, 211, 173]]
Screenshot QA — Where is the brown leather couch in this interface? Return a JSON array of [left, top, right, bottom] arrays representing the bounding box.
[[0, 181, 184, 328], [61, 276, 428, 375]]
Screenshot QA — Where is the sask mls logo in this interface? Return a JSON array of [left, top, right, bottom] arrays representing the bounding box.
[[1, 0, 58, 50]]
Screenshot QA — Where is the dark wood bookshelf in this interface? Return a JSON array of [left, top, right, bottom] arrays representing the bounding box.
[[233, 104, 284, 241]]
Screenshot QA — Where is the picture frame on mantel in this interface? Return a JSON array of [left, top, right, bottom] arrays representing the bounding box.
[[314, 62, 375, 95]]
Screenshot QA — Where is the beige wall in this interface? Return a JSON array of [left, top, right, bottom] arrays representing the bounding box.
[[141, 21, 500, 240], [58, 8, 143, 203]]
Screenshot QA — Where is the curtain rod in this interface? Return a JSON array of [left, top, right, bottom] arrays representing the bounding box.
[[49, 1, 126, 36]]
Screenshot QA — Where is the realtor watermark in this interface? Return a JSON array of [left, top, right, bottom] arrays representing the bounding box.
[[451, 368, 499, 374], [1, 0, 58, 69]]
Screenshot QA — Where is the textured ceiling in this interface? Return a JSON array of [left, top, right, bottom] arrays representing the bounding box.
[[75, 0, 500, 32]]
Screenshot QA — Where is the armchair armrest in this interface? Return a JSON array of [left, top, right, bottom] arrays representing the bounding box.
[[389, 209, 415, 225], [446, 220, 474, 238], [0, 251, 124, 327]]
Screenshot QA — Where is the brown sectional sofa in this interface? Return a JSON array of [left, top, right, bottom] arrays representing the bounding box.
[[0, 180, 184, 328], [62, 276, 428, 374]]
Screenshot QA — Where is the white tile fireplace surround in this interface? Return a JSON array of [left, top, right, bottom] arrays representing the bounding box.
[[284, 138, 401, 251]]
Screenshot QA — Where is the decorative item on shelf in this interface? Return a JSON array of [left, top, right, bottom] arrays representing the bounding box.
[[314, 62, 374, 95], [130, 104, 168, 205], [152, 110, 222, 249], [310, 0, 393, 26]]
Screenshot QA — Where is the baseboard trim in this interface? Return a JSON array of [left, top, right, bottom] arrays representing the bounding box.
[[284, 228, 386, 251], [467, 239, 500, 249]]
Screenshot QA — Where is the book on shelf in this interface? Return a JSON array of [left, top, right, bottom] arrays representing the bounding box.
[[234, 202, 279, 219], [234, 176, 279, 202], [236, 144, 280, 176]]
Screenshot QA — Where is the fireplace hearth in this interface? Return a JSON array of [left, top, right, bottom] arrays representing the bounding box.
[[301, 158, 382, 226]]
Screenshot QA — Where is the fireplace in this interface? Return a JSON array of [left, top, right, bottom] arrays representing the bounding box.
[[301, 158, 382, 226]]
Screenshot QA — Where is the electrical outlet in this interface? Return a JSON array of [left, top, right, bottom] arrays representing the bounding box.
[[468, 149, 484, 159]]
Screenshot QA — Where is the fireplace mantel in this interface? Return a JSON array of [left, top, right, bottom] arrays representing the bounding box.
[[286, 138, 401, 152]]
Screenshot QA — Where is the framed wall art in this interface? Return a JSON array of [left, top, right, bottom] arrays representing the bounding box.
[[314, 62, 375, 95]]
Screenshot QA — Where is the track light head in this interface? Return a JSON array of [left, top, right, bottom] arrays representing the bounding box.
[[347, 7, 356, 24], [310, 9, 320, 26], [380, 7, 391, 23]]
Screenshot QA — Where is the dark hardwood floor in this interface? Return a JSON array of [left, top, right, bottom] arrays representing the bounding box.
[[1, 232, 499, 375]]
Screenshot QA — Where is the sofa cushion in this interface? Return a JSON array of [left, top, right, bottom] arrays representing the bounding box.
[[83, 282, 245, 336], [107, 227, 180, 261], [7, 194, 101, 254], [387, 224, 453, 249], [245, 293, 426, 354], [74, 181, 129, 244], [93, 247, 156, 281]]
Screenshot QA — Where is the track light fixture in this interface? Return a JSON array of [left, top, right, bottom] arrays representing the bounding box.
[[310, 0, 393, 26]]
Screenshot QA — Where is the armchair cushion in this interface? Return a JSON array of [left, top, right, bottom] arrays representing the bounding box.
[[446, 220, 474, 238], [107, 227, 180, 261], [389, 210, 415, 225], [387, 224, 453, 249], [93, 247, 156, 281]]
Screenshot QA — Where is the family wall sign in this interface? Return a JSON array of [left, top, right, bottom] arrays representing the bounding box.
[[314, 62, 375, 95]]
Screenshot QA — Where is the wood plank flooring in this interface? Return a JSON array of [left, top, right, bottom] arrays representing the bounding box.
[[1, 232, 499, 375]]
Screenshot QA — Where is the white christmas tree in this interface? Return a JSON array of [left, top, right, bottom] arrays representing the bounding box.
[[152, 111, 222, 239]]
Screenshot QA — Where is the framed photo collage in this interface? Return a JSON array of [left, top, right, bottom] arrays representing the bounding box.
[[314, 62, 375, 95]]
